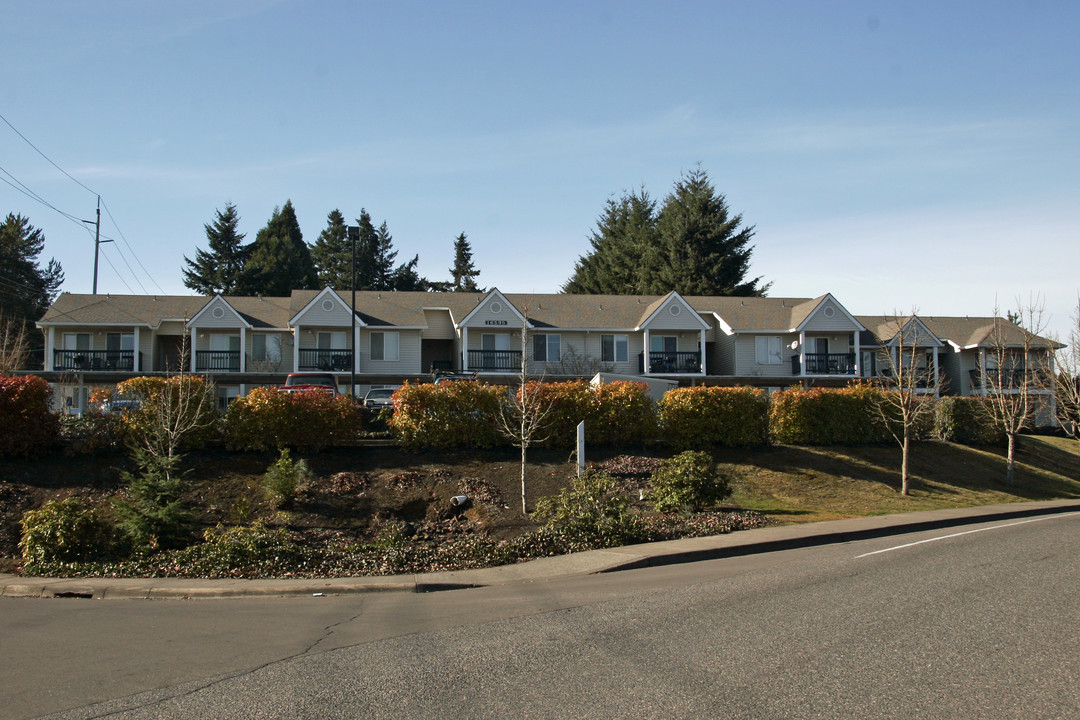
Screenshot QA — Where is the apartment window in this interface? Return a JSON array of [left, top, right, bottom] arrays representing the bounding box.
[[210, 334, 240, 352], [370, 331, 399, 362], [482, 333, 510, 351], [533, 334, 561, 362], [650, 335, 677, 354], [601, 334, 628, 363], [63, 333, 90, 351], [106, 332, 134, 352], [317, 331, 346, 350], [252, 334, 282, 362], [755, 336, 783, 365]]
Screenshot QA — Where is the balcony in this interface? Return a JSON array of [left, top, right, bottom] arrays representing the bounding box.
[[639, 351, 701, 374], [792, 352, 856, 375], [970, 368, 1049, 390], [298, 349, 353, 371], [195, 350, 240, 372], [467, 349, 521, 371], [53, 349, 137, 372]]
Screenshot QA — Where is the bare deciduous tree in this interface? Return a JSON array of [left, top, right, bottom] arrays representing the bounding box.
[[1052, 297, 1080, 440], [980, 299, 1054, 485], [0, 315, 30, 374], [495, 308, 556, 513], [870, 312, 940, 495]]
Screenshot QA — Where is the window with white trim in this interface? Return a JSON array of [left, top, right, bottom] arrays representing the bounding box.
[[370, 331, 399, 361], [601, 334, 628, 363], [533, 334, 561, 362], [755, 336, 783, 365], [252, 334, 282, 362]]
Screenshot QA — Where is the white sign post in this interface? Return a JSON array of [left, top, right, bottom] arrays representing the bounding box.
[[576, 421, 585, 477]]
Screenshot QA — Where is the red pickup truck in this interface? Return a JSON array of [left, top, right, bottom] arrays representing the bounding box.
[[281, 373, 338, 394]]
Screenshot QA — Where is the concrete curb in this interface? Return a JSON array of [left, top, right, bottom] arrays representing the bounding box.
[[4, 499, 1079, 600]]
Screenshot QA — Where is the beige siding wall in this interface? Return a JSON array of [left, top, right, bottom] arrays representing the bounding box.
[[423, 309, 456, 339], [734, 334, 799, 378], [361, 329, 422, 374], [191, 298, 245, 329], [646, 300, 709, 332], [293, 294, 355, 327], [713, 333, 736, 375], [802, 300, 858, 332]]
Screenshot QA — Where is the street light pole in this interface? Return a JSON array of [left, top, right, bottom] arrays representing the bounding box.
[[82, 196, 112, 294], [347, 225, 360, 397]]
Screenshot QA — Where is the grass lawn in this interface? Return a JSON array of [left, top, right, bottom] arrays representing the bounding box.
[[725, 435, 1080, 524]]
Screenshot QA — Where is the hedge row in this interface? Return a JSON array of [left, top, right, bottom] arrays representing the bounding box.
[[659, 386, 769, 449], [526, 380, 656, 448], [389, 380, 505, 450], [0, 374, 59, 457], [223, 386, 363, 451]]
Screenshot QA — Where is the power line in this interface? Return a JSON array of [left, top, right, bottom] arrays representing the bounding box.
[[100, 198, 164, 294], [0, 111, 97, 196]]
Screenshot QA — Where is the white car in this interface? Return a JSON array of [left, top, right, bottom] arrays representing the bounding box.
[[363, 388, 397, 409]]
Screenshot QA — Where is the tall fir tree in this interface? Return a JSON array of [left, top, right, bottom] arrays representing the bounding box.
[[391, 254, 427, 291], [236, 200, 318, 296], [182, 203, 249, 295], [645, 167, 767, 297], [448, 232, 482, 292], [562, 169, 767, 297], [563, 188, 656, 294], [310, 209, 351, 289], [0, 212, 64, 323]]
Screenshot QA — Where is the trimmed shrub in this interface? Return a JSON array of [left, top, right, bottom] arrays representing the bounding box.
[[648, 450, 731, 512], [59, 412, 126, 455], [0, 374, 59, 457], [19, 497, 118, 569], [532, 470, 644, 547], [659, 386, 769, 449], [262, 448, 312, 508], [114, 375, 219, 452], [526, 380, 656, 448], [223, 386, 363, 451], [769, 385, 892, 445], [389, 380, 504, 450], [934, 396, 1003, 445]]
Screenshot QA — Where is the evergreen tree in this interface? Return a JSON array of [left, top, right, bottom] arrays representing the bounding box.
[[311, 209, 351, 289], [448, 232, 482, 292], [563, 188, 656, 294], [562, 169, 767, 297], [0, 213, 64, 323], [182, 203, 249, 295], [391, 254, 428, 291], [645, 167, 767, 297], [236, 201, 317, 296]]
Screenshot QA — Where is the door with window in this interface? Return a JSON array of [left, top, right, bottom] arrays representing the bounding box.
[[106, 332, 135, 370], [649, 335, 678, 372], [209, 334, 240, 371]]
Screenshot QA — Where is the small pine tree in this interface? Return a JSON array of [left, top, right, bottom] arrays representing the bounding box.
[[448, 232, 482, 292], [182, 203, 249, 295]]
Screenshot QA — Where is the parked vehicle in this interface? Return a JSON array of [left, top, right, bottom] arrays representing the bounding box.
[[281, 373, 338, 394], [363, 388, 398, 409], [433, 371, 478, 384]]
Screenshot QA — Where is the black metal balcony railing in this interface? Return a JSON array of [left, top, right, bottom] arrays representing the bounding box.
[[298, 349, 353, 371], [640, 351, 701, 374], [970, 368, 1049, 389], [195, 350, 240, 372], [792, 352, 857, 375], [467, 349, 522, 371], [53, 349, 137, 371]]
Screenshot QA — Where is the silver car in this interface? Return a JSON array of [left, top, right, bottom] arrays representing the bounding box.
[[363, 388, 397, 409]]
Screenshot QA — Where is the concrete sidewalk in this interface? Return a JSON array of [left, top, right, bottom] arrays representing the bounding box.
[[3, 499, 1078, 600]]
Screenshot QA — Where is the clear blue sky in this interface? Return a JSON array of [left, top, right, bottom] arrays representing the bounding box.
[[3, 0, 1078, 337]]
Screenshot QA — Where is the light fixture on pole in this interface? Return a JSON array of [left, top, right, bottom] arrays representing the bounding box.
[[346, 225, 360, 397]]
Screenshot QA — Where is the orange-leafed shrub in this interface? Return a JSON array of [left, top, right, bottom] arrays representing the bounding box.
[[388, 380, 505, 450], [658, 386, 769, 449], [114, 375, 219, 451], [524, 380, 655, 447], [0, 374, 58, 457], [768, 384, 914, 445], [223, 386, 362, 451]]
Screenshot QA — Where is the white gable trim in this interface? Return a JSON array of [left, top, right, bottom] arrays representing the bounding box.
[[794, 293, 866, 332], [638, 292, 710, 331], [457, 288, 530, 328], [884, 317, 945, 348], [288, 287, 365, 327], [187, 296, 250, 328]]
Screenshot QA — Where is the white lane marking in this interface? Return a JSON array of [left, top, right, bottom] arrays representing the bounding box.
[[855, 511, 1080, 558]]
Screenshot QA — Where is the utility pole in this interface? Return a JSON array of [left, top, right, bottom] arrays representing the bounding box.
[[83, 196, 113, 294]]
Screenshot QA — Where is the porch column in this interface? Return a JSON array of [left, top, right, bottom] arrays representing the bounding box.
[[462, 326, 469, 371], [978, 348, 986, 396], [133, 327, 141, 371], [293, 327, 300, 372], [190, 331, 197, 373], [798, 331, 806, 376], [699, 329, 706, 375], [46, 327, 54, 371], [933, 349, 940, 397], [239, 327, 246, 373], [643, 329, 651, 373], [353, 324, 361, 373], [853, 332, 860, 377]]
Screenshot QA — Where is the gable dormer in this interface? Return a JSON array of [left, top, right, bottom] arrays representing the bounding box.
[[187, 296, 250, 330], [795, 294, 865, 333], [457, 288, 529, 330], [289, 288, 363, 328], [638, 292, 710, 332]]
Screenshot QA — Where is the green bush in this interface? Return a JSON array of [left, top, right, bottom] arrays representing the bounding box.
[[526, 380, 656, 448], [113, 450, 192, 550], [934, 396, 1002, 444], [648, 450, 730, 512], [59, 412, 126, 455], [262, 448, 311, 509], [532, 470, 643, 547], [173, 522, 306, 575], [19, 497, 118, 569], [114, 375, 219, 453], [389, 380, 505, 450], [659, 386, 769, 449], [0, 374, 59, 458], [223, 386, 363, 451]]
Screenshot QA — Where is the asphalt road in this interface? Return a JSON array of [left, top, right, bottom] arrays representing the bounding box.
[[6, 512, 1080, 719]]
